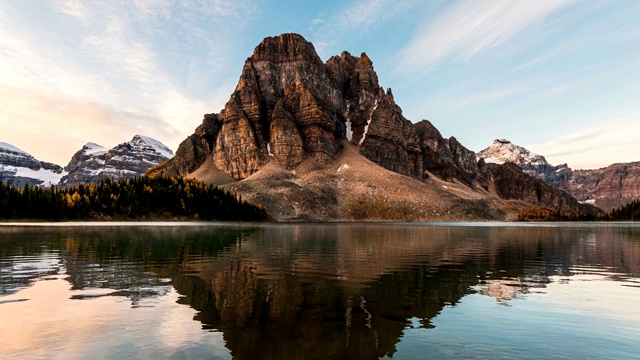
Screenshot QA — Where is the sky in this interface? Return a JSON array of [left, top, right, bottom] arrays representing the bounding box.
[[0, 0, 639, 170]]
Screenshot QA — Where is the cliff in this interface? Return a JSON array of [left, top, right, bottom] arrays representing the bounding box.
[[478, 139, 639, 211], [149, 33, 598, 220]]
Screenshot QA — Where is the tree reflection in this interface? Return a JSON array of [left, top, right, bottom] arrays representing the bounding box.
[[1, 224, 639, 359]]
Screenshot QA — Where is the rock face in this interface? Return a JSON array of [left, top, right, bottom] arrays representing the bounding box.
[[477, 139, 572, 184], [478, 139, 640, 211], [0, 142, 66, 187], [62, 135, 173, 186], [151, 33, 600, 217], [152, 33, 482, 185], [487, 162, 595, 213], [412, 120, 483, 186], [566, 162, 640, 211]]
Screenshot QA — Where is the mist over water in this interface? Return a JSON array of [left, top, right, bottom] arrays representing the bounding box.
[[1, 223, 639, 359]]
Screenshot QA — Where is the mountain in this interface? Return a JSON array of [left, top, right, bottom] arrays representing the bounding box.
[[62, 135, 173, 186], [478, 139, 640, 211], [0, 142, 66, 187], [149, 33, 597, 221], [477, 139, 572, 183], [567, 162, 640, 211]]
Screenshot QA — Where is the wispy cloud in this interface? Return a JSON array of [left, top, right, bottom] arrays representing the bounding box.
[[527, 112, 640, 169], [310, 0, 419, 58], [53, 0, 90, 24], [0, 1, 256, 164], [396, 0, 575, 74]]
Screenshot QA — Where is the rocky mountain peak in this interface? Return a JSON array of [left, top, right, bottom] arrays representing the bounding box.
[[151, 33, 486, 183], [62, 135, 173, 186], [478, 139, 549, 167], [82, 142, 107, 155], [0, 141, 66, 187], [252, 33, 322, 65], [149, 33, 598, 219]]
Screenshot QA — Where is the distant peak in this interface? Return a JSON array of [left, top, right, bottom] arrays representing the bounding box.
[[83, 142, 105, 150], [129, 135, 174, 158], [82, 142, 107, 155], [478, 139, 548, 167], [0, 141, 27, 154]]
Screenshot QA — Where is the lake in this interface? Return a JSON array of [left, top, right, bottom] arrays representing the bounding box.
[[1, 222, 639, 359]]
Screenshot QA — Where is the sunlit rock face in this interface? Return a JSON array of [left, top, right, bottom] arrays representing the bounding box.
[[150, 33, 602, 216], [152, 33, 482, 183]]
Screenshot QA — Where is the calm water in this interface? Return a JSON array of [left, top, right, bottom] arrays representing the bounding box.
[[1, 223, 639, 359]]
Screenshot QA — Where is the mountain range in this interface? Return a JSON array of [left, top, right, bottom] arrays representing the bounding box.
[[477, 139, 640, 211], [148, 33, 604, 221], [0, 135, 172, 188], [3, 33, 637, 220]]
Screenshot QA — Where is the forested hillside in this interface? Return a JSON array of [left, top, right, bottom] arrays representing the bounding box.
[[0, 176, 266, 221], [516, 200, 640, 222]]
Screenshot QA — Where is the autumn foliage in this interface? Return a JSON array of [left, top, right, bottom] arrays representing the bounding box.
[[0, 176, 266, 221]]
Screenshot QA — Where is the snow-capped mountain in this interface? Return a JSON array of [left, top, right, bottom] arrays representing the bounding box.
[[477, 139, 571, 182], [477, 139, 549, 168], [0, 142, 67, 187], [61, 135, 173, 186], [477, 139, 640, 211]]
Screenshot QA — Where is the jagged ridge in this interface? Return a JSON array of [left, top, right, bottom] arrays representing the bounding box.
[[478, 139, 640, 211], [62, 135, 173, 186], [150, 33, 597, 219], [0, 141, 66, 187]]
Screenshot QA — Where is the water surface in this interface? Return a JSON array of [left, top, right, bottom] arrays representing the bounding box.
[[1, 222, 639, 359]]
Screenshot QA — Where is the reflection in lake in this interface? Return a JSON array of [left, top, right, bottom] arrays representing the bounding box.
[[1, 223, 639, 359]]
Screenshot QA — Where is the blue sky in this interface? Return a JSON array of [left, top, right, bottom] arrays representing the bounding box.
[[1, 0, 638, 169]]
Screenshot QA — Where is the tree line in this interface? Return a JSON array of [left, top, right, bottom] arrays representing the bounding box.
[[516, 200, 640, 221], [0, 176, 267, 221]]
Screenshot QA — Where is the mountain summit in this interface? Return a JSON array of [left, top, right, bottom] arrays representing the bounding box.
[[478, 139, 640, 211], [477, 139, 549, 168], [150, 33, 597, 221], [62, 135, 173, 186], [0, 142, 66, 187], [477, 139, 572, 182], [152, 33, 477, 184]]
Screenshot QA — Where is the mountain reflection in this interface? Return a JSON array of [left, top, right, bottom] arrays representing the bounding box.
[[1, 224, 640, 359]]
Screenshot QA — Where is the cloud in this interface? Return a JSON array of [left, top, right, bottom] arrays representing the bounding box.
[[396, 0, 575, 73], [53, 0, 90, 24], [309, 0, 418, 57], [0, 86, 180, 164], [527, 112, 640, 169], [0, 1, 255, 164]]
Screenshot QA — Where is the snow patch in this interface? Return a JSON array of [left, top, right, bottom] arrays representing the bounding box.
[[83, 142, 107, 155], [337, 163, 350, 173], [4, 165, 68, 187], [442, 185, 448, 189], [132, 135, 174, 158], [580, 199, 596, 205], [481, 156, 504, 165], [267, 143, 273, 157], [359, 101, 378, 146], [346, 119, 353, 142], [0, 142, 27, 154]]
